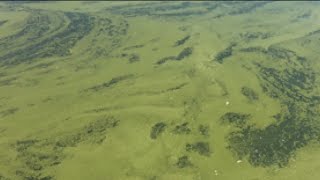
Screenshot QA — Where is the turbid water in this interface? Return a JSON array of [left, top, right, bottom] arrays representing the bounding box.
[[1, 1, 320, 180]]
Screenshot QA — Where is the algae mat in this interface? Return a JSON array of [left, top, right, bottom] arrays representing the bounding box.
[[1, 1, 320, 180]]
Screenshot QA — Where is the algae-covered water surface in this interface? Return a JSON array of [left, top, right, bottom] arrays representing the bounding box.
[[1, 1, 320, 180]]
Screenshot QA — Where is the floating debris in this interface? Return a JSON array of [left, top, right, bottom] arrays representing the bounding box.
[[214, 170, 219, 176]]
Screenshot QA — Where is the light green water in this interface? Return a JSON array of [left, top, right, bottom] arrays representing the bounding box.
[[1, 1, 320, 180]]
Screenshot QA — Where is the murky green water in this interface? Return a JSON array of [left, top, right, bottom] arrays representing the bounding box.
[[1, 1, 320, 180]]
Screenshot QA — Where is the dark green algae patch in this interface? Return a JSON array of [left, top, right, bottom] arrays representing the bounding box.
[[12, 116, 119, 180], [150, 122, 167, 139], [186, 141, 212, 157], [155, 47, 193, 65], [83, 74, 134, 93], [220, 112, 251, 128], [241, 86, 259, 101], [0, 11, 95, 67], [223, 46, 320, 168], [227, 114, 318, 167], [176, 155, 193, 168]]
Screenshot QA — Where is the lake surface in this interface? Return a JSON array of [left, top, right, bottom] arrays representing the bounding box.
[[1, 1, 320, 180]]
